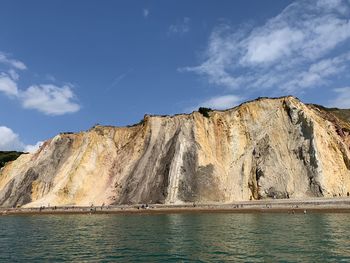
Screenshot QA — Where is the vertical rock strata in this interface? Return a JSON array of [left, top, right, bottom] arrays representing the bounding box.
[[0, 96, 349, 207]]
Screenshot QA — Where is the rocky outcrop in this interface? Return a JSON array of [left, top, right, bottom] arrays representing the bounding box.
[[0, 96, 350, 207]]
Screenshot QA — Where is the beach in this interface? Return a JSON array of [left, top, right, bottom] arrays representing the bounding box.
[[1, 197, 350, 215]]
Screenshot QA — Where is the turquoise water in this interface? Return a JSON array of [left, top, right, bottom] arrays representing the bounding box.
[[0, 213, 349, 262]]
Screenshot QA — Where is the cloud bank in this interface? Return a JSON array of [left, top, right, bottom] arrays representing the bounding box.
[[0, 52, 26, 70], [182, 0, 350, 107], [0, 126, 42, 153]]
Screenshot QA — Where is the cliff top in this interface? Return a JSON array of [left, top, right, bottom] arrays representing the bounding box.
[[59, 96, 349, 138]]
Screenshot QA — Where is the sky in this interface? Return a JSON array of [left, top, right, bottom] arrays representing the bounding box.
[[1, 0, 350, 151]]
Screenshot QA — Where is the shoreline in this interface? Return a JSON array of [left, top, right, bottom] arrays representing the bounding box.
[[1, 197, 350, 216]]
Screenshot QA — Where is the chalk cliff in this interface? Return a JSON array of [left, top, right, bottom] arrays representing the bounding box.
[[1, 96, 350, 207]]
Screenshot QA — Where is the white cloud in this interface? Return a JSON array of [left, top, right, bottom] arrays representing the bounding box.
[[24, 141, 43, 153], [290, 53, 349, 91], [0, 82, 80, 116], [181, 25, 245, 89], [20, 84, 80, 115], [317, 0, 349, 14], [187, 94, 242, 112], [0, 126, 41, 153], [0, 73, 18, 96], [199, 95, 242, 109], [8, 69, 19, 81], [182, 0, 350, 94], [328, 87, 350, 108], [0, 126, 24, 151], [0, 52, 81, 116], [169, 17, 190, 35], [241, 27, 304, 65], [0, 52, 27, 70], [143, 8, 149, 18]]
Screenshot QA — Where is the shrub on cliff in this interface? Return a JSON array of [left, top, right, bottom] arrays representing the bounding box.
[[198, 107, 212, 118], [127, 118, 145, 127]]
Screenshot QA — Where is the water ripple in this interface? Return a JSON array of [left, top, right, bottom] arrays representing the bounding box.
[[0, 213, 349, 262]]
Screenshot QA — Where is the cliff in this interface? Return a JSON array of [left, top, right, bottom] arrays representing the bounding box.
[[1, 96, 350, 208]]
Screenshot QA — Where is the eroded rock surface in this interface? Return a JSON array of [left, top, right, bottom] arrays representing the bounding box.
[[1, 96, 350, 207]]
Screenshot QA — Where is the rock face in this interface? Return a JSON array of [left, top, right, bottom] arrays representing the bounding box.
[[1, 96, 350, 207]]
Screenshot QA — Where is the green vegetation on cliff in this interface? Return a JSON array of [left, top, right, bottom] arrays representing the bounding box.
[[0, 151, 23, 168], [198, 107, 213, 118]]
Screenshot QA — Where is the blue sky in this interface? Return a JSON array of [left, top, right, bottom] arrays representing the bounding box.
[[1, 0, 350, 151]]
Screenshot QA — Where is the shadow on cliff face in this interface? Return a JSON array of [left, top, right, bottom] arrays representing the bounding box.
[[281, 100, 324, 198], [294, 109, 323, 197], [179, 164, 215, 203], [0, 136, 73, 207], [6, 168, 39, 206], [178, 152, 224, 203], [249, 134, 291, 200], [247, 101, 325, 201], [117, 128, 181, 205]]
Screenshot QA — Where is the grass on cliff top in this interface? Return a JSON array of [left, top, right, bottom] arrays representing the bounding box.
[[0, 151, 23, 169]]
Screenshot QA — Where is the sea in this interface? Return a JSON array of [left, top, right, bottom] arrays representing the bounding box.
[[0, 213, 349, 262]]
